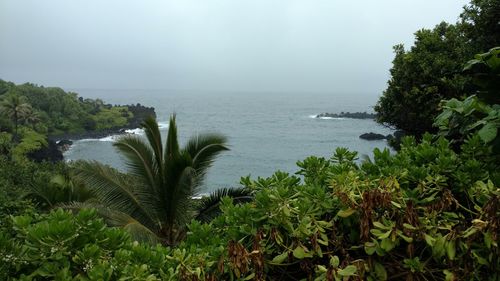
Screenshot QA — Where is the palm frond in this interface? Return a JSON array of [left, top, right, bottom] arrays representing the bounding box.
[[59, 201, 162, 244], [173, 165, 197, 226], [185, 133, 228, 187], [141, 116, 164, 174], [57, 200, 106, 213], [164, 114, 180, 161], [163, 154, 196, 228], [195, 187, 253, 222], [122, 219, 162, 244], [114, 135, 159, 190], [24, 181, 57, 208], [73, 161, 159, 232]]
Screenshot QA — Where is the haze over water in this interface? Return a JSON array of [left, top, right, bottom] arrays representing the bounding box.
[[64, 89, 393, 193], [1, 0, 468, 193]]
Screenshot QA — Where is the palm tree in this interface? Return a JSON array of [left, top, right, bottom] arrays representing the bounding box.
[[0, 94, 32, 140], [22, 108, 41, 129], [25, 171, 96, 210], [70, 115, 249, 245]]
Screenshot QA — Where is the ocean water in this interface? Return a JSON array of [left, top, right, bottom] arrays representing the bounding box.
[[64, 90, 393, 193]]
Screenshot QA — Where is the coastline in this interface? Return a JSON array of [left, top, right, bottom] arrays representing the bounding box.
[[49, 103, 156, 142], [48, 124, 140, 142]]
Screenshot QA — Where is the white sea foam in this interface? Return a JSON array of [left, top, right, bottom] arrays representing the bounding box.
[[309, 114, 346, 120], [71, 121, 168, 145], [158, 121, 169, 129], [76, 138, 101, 143], [125, 128, 144, 135], [98, 135, 119, 142], [192, 193, 209, 199]]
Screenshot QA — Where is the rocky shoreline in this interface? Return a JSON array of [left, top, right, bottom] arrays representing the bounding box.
[[49, 103, 156, 142], [359, 132, 392, 140], [316, 111, 377, 119], [49, 125, 138, 143], [46, 103, 156, 155]]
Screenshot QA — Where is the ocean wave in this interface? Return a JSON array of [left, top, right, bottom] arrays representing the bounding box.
[[71, 121, 169, 144], [309, 114, 346, 120], [75, 138, 102, 143], [158, 121, 169, 129], [124, 128, 145, 135], [98, 135, 119, 142]]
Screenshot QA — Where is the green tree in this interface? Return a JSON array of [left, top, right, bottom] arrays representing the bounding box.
[[0, 94, 32, 139], [375, 0, 499, 138], [70, 115, 248, 245], [374, 22, 471, 136], [460, 0, 500, 51]]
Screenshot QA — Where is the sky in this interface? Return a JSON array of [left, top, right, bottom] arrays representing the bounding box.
[[0, 0, 469, 94]]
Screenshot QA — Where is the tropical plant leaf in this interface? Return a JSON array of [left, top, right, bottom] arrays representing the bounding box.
[[73, 161, 159, 232], [195, 187, 253, 222]]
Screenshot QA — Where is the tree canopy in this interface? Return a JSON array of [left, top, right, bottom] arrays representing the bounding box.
[[375, 0, 500, 137]]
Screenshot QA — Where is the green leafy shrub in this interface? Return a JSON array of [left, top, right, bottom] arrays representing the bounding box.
[[181, 138, 499, 280], [2, 134, 499, 280], [0, 208, 229, 280], [435, 47, 500, 154]]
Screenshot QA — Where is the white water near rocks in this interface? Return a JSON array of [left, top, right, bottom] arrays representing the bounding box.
[[64, 90, 394, 194]]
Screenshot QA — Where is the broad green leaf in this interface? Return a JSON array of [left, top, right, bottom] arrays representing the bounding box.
[[317, 265, 328, 273], [337, 208, 356, 218], [402, 223, 417, 230], [338, 265, 357, 276], [330, 255, 340, 268], [432, 236, 446, 258], [243, 273, 255, 280], [372, 221, 391, 230], [478, 123, 497, 143], [390, 201, 402, 208], [380, 238, 395, 252], [271, 252, 288, 264], [378, 230, 392, 239], [398, 233, 413, 243], [462, 227, 478, 238], [373, 262, 387, 281], [484, 231, 493, 249], [424, 234, 435, 246], [364, 241, 377, 255], [446, 240, 456, 260], [293, 246, 306, 259]]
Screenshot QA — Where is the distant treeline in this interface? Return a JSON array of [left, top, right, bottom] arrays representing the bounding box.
[[0, 79, 156, 162], [0, 80, 155, 136]]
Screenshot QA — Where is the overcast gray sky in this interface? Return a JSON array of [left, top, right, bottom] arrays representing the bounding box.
[[0, 0, 468, 94]]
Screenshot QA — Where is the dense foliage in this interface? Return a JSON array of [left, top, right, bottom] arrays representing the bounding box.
[[0, 79, 156, 163], [375, 0, 500, 137], [0, 80, 151, 135], [0, 80, 137, 135], [1, 130, 499, 280], [1, 1, 499, 279], [435, 47, 500, 154]]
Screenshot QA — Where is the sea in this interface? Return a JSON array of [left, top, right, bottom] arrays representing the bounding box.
[[64, 89, 394, 194]]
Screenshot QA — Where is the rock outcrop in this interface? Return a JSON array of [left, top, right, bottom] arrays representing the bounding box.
[[359, 132, 390, 140], [27, 140, 64, 163], [316, 112, 377, 119]]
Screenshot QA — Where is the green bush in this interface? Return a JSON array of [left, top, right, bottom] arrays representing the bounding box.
[[3, 133, 498, 280]]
